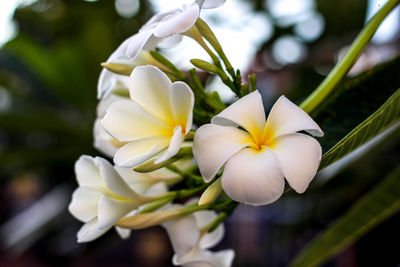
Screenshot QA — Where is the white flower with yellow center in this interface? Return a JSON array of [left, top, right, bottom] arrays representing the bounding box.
[[163, 200, 234, 267], [193, 91, 324, 206], [102, 65, 194, 168], [68, 155, 167, 242]]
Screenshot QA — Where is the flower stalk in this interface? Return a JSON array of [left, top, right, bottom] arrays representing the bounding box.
[[300, 0, 400, 114]]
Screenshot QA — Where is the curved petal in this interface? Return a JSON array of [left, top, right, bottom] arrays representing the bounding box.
[[97, 69, 115, 99], [153, 4, 199, 38], [157, 34, 183, 48], [173, 249, 235, 267], [164, 214, 200, 258], [170, 81, 194, 134], [68, 187, 101, 222], [141, 9, 181, 31], [265, 95, 324, 140], [154, 126, 184, 164], [93, 119, 123, 158], [115, 227, 131, 239], [97, 196, 140, 230], [125, 30, 154, 60], [74, 155, 106, 192], [212, 91, 266, 142], [270, 133, 322, 193], [201, 0, 226, 9], [193, 124, 253, 182], [102, 99, 172, 142], [129, 65, 174, 124], [221, 148, 285, 206], [95, 157, 141, 199], [97, 93, 128, 119], [114, 137, 169, 167], [194, 210, 224, 250], [77, 218, 110, 243]]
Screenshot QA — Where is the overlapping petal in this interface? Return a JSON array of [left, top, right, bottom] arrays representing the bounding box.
[[113, 137, 170, 167], [221, 148, 285, 206], [102, 99, 172, 142], [68, 187, 101, 222], [129, 65, 174, 123], [77, 218, 110, 243], [173, 249, 235, 267], [265, 95, 324, 139], [270, 133, 322, 193], [211, 91, 266, 142], [193, 124, 253, 182], [153, 4, 200, 38]]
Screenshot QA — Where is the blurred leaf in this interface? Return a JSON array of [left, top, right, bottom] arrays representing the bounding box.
[[289, 166, 400, 267], [319, 88, 400, 170], [313, 55, 400, 151]]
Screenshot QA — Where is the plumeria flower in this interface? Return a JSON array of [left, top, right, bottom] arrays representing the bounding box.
[[102, 65, 194, 168], [193, 91, 324, 206], [98, 0, 227, 98], [163, 199, 234, 267], [68, 155, 168, 242]]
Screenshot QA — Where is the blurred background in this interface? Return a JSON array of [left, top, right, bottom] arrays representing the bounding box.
[[0, 0, 399, 266]]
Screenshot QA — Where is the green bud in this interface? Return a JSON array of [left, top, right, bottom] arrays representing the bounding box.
[[101, 62, 134, 76], [198, 177, 222, 206]]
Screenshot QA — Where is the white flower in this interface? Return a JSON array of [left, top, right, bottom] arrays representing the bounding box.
[[98, 3, 200, 98], [101, 65, 194, 168], [68, 155, 167, 242], [163, 200, 234, 267], [193, 91, 324, 206]]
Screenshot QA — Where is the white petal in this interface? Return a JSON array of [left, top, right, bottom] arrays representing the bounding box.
[[74, 155, 107, 192], [115, 226, 131, 239], [142, 182, 168, 197], [170, 81, 194, 134], [201, 0, 226, 9], [193, 124, 253, 182], [77, 218, 110, 243], [173, 249, 235, 267], [265, 95, 324, 139], [141, 9, 181, 31], [95, 157, 142, 199], [164, 215, 200, 258], [212, 91, 266, 142], [97, 68, 115, 99], [153, 4, 199, 38], [129, 65, 174, 124], [270, 133, 322, 193], [115, 166, 154, 192], [97, 196, 140, 230], [114, 137, 169, 168], [154, 126, 185, 164], [221, 148, 285, 206], [96, 86, 129, 118], [93, 119, 123, 158], [194, 210, 224, 250], [68, 187, 101, 222], [125, 30, 154, 60], [157, 34, 183, 48], [102, 99, 172, 142]]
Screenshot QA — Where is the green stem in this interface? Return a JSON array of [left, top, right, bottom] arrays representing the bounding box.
[[300, 0, 400, 114]]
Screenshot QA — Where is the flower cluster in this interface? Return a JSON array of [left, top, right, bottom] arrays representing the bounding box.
[[69, 0, 323, 266]]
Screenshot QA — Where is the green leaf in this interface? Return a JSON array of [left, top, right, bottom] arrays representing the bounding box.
[[319, 88, 400, 170], [289, 166, 400, 267], [313, 55, 400, 151]]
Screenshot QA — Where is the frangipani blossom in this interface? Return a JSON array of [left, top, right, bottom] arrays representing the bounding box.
[[68, 155, 167, 242], [193, 91, 324, 206], [102, 65, 194, 168], [163, 200, 234, 267], [98, 4, 199, 98], [98, 0, 227, 97]]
